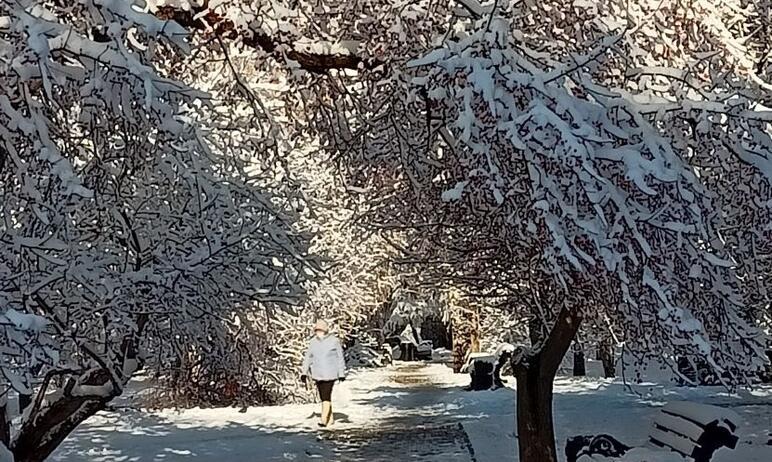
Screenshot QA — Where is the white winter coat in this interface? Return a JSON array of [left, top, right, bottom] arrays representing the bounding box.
[[301, 334, 346, 381], [398, 325, 418, 346]]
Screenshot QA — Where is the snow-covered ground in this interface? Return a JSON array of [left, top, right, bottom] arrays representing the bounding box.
[[52, 362, 772, 461]]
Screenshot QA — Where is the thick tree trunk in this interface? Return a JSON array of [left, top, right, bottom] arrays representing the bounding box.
[[12, 394, 108, 462], [516, 359, 558, 462], [1, 403, 10, 449], [11, 326, 143, 462], [18, 394, 32, 413], [515, 307, 582, 462], [10, 368, 119, 462]]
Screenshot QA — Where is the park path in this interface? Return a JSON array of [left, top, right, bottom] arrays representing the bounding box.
[[52, 361, 488, 461], [321, 362, 477, 461], [48, 362, 772, 462]]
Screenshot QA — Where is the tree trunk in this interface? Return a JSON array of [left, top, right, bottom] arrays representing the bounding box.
[[11, 342, 141, 462], [515, 307, 582, 462], [12, 394, 108, 462], [451, 304, 480, 373], [516, 359, 558, 462], [18, 394, 32, 413], [572, 345, 586, 377], [1, 403, 10, 450], [599, 339, 615, 378], [469, 303, 481, 354]]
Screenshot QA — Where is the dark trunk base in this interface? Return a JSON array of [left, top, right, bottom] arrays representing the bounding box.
[[573, 350, 586, 376], [598, 340, 615, 378], [515, 307, 581, 462], [516, 362, 558, 462], [13, 395, 108, 462]]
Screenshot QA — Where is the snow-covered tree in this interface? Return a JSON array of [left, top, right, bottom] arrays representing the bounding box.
[[137, 3, 405, 405], [6, 1, 766, 461], [294, 3, 771, 461], [0, 1, 314, 460]]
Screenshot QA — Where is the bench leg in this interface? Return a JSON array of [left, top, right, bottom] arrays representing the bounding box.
[[565, 436, 591, 462]]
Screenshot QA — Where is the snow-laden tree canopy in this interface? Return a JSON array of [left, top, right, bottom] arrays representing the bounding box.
[[401, 16, 766, 378], [1, 0, 770, 460], [292, 4, 771, 458], [1, 1, 315, 459], [290, 0, 772, 381]]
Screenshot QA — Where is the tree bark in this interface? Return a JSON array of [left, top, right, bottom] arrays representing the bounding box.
[[11, 368, 118, 462], [18, 394, 32, 413], [572, 344, 586, 377], [9, 343, 142, 462], [13, 394, 107, 462], [515, 307, 582, 462], [599, 338, 615, 378], [516, 359, 558, 462], [1, 403, 10, 449]]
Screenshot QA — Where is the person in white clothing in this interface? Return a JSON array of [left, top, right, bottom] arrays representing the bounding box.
[[301, 320, 346, 427]]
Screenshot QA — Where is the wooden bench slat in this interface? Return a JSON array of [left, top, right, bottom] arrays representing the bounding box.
[[650, 427, 699, 457], [652, 413, 705, 442]]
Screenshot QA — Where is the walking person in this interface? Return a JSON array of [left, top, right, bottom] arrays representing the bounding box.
[[398, 322, 419, 361], [301, 320, 346, 428]]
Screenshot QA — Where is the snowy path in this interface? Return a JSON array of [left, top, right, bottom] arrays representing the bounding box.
[[321, 362, 475, 461], [52, 362, 772, 461], [52, 362, 479, 462]]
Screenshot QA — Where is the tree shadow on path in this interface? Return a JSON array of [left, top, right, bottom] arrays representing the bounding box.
[[52, 407, 332, 462]]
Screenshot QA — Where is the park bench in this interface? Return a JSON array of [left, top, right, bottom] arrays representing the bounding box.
[[565, 401, 740, 462], [461, 343, 515, 391]]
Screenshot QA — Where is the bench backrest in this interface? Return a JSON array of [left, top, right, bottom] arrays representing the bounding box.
[[649, 402, 740, 462]]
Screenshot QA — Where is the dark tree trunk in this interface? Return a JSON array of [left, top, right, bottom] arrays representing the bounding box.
[[10, 324, 144, 462], [572, 347, 586, 377], [516, 359, 558, 462], [11, 368, 120, 462], [18, 394, 32, 413], [515, 307, 581, 462], [1, 403, 10, 450], [599, 339, 615, 378], [12, 394, 108, 462]]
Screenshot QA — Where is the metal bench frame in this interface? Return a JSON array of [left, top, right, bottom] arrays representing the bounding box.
[[565, 402, 739, 462]]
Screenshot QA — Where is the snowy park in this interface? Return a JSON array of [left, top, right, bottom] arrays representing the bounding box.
[[2, 0, 772, 461], [48, 361, 772, 462]]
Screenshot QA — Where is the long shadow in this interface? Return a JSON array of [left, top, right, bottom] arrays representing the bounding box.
[[350, 382, 513, 425], [352, 385, 465, 409], [51, 408, 332, 462], [306, 411, 353, 424]]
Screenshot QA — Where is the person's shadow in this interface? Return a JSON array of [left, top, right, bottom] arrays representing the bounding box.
[[308, 411, 352, 424]]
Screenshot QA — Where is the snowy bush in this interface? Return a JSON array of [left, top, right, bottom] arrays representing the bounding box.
[[345, 340, 388, 368]]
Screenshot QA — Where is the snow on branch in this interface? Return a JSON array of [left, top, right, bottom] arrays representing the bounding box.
[[1, 0, 317, 458], [383, 12, 767, 381]]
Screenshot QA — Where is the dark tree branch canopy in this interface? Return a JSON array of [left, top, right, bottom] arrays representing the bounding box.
[[156, 6, 375, 73]]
